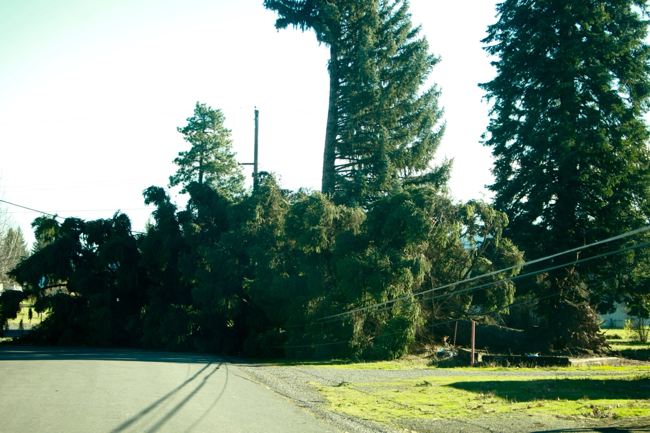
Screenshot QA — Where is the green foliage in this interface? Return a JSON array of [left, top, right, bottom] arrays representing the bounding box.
[[140, 187, 197, 350], [230, 182, 520, 360], [333, 0, 449, 205], [228, 175, 294, 340], [10, 173, 522, 359], [0, 290, 27, 336], [481, 0, 650, 342], [625, 318, 650, 343], [265, 0, 448, 205], [169, 102, 245, 197], [9, 213, 147, 347], [7, 4, 537, 360], [263, 0, 361, 46], [181, 182, 250, 353], [458, 200, 523, 314]]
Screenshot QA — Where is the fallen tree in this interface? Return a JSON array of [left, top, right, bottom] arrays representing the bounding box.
[[435, 302, 608, 355]]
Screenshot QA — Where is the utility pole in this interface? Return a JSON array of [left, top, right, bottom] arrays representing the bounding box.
[[254, 108, 259, 191], [241, 108, 260, 192], [471, 321, 476, 367]]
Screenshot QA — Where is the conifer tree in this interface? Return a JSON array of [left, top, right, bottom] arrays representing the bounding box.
[[481, 0, 650, 342], [8, 213, 146, 346], [169, 102, 245, 197], [333, 0, 448, 205], [264, 0, 376, 195], [264, 0, 448, 204], [0, 227, 28, 289]]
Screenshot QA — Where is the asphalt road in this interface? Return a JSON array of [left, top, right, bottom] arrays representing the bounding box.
[[0, 346, 340, 433]]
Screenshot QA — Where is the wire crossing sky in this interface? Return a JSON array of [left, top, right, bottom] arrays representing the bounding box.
[[1, 0, 511, 246]]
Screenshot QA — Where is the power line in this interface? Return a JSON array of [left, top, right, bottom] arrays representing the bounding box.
[[266, 292, 568, 350], [423, 240, 650, 304], [279, 237, 650, 337], [324, 240, 650, 325], [354, 239, 650, 319], [0, 199, 153, 222], [0, 199, 61, 219], [264, 267, 645, 351], [277, 233, 650, 330], [7, 208, 151, 214], [315, 225, 650, 322]]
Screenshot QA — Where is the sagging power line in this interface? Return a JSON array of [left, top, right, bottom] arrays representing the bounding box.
[[0, 199, 61, 219], [315, 225, 650, 323]]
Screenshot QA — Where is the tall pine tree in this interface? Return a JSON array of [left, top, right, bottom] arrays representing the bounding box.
[[264, 0, 448, 205], [334, 0, 448, 205], [481, 0, 650, 345], [169, 102, 245, 198]]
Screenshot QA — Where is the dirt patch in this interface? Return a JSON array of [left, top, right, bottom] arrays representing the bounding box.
[[397, 413, 650, 433], [618, 358, 650, 367]]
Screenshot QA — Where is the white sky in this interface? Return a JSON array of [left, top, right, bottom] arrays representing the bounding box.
[[0, 0, 500, 247]]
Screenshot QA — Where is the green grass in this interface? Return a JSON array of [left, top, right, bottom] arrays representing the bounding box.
[[247, 355, 650, 374], [262, 328, 649, 370], [6, 304, 47, 327], [602, 329, 630, 339], [304, 360, 650, 372], [604, 328, 650, 361], [317, 373, 650, 424]]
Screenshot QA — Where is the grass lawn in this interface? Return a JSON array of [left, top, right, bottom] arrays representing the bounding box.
[[283, 329, 650, 426], [603, 328, 650, 361], [6, 304, 47, 328], [297, 329, 650, 426], [317, 373, 650, 424], [306, 359, 650, 373]]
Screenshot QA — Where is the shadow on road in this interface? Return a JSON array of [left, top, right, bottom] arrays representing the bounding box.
[[185, 363, 230, 432], [0, 346, 217, 364], [110, 361, 226, 432], [1, 346, 232, 432]]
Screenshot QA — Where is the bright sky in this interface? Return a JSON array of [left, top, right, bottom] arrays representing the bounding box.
[[0, 0, 500, 247]]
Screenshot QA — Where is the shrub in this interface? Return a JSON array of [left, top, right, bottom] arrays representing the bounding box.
[[624, 318, 650, 343]]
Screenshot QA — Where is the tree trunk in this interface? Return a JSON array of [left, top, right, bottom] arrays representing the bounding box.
[[321, 43, 339, 195]]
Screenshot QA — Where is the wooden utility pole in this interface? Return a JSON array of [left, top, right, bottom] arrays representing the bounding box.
[[471, 321, 476, 367], [254, 108, 259, 191], [241, 108, 260, 192]]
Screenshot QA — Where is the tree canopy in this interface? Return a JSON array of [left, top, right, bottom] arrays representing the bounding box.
[[481, 0, 650, 342], [7, 0, 647, 358], [169, 102, 245, 197], [264, 0, 449, 206]]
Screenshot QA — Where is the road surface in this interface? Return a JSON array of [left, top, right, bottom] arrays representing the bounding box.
[[0, 346, 340, 433]]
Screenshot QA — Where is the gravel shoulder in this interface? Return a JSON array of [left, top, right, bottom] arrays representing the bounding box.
[[232, 359, 650, 433], [234, 361, 397, 433]]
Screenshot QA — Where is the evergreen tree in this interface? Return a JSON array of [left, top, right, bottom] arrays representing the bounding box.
[[179, 182, 250, 353], [481, 0, 650, 344], [9, 214, 147, 347], [0, 227, 28, 290], [334, 1, 448, 205], [140, 187, 197, 350], [263, 0, 369, 195], [169, 102, 245, 197], [264, 0, 448, 204]]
